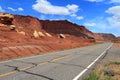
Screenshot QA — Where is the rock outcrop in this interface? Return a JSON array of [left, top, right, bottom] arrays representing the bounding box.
[[0, 13, 14, 25], [59, 34, 65, 39], [13, 15, 42, 37]]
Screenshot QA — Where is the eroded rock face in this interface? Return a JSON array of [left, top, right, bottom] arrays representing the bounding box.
[[33, 30, 39, 38], [40, 20, 117, 41], [0, 13, 117, 41], [13, 15, 42, 36], [38, 31, 45, 37], [40, 20, 93, 39], [0, 13, 14, 25]]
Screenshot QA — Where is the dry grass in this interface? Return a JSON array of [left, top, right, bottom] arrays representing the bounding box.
[[84, 42, 120, 80], [94, 61, 120, 80], [84, 58, 120, 80]]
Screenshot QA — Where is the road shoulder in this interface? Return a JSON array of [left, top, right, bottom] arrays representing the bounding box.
[[84, 46, 120, 80]]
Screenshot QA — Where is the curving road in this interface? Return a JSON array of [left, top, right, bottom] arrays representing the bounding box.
[[0, 43, 112, 80]]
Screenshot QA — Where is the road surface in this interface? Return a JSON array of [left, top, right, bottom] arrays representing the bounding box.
[[0, 43, 112, 80]]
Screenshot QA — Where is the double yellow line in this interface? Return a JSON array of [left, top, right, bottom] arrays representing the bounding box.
[[0, 54, 74, 78]]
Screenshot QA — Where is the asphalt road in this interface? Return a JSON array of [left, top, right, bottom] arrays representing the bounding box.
[[0, 43, 112, 80]]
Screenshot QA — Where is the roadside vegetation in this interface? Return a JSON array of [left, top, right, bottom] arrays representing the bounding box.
[[84, 61, 120, 80]]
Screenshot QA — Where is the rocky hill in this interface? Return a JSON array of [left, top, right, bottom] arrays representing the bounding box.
[[0, 13, 117, 44], [0, 13, 95, 60], [13, 15, 94, 39], [0, 13, 117, 60]]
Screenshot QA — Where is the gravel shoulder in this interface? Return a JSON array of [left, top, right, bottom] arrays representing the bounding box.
[[101, 45, 120, 63], [90, 45, 120, 80]]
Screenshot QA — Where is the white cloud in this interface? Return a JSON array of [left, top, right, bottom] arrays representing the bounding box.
[[84, 22, 96, 27], [85, 0, 104, 2], [8, 7, 24, 11], [32, 0, 79, 16], [107, 16, 120, 28], [106, 6, 120, 16], [83, 9, 120, 36], [110, 0, 120, 4], [66, 4, 79, 14], [106, 6, 120, 28], [76, 16, 84, 20], [8, 7, 16, 11], [0, 6, 5, 12], [18, 8, 24, 11], [70, 14, 84, 20], [82, 17, 114, 34]]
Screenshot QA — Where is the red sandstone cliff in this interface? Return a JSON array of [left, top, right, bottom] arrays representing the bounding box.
[[40, 20, 116, 41], [40, 20, 94, 39], [0, 13, 116, 42], [0, 13, 95, 60], [12, 14, 117, 41], [13, 15, 42, 36], [0, 13, 117, 60]]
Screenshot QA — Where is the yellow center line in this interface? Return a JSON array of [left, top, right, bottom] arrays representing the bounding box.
[[0, 54, 75, 78], [0, 71, 17, 77], [37, 62, 49, 66], [19, 66, 33, 71], [49, 54, 74, 62]]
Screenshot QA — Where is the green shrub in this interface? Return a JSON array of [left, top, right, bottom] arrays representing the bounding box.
[[83, 72, 99, 80]]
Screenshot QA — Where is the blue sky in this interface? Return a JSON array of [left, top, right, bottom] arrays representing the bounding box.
[[0, 0, 120, 36]]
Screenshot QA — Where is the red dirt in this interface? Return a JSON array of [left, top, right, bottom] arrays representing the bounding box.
[[114, 43, 120, 47], [0, 36, 94, 61]]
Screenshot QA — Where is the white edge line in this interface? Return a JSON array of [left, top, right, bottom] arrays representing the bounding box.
[[73, 43, 113, 80]]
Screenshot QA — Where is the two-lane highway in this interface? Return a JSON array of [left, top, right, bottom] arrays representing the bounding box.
[[0, 43, 112, 80]]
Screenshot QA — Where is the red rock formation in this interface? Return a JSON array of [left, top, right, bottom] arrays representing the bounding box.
[[40, 20, 94, 39], [0, 13, 117, 60], [12, 15, 116, 41], [13, 15, 42, 36], [93, 33, 116, 41], [0, 13, 116, 42], [0, 13, 95, 60], [0, 12, 13, 25]]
